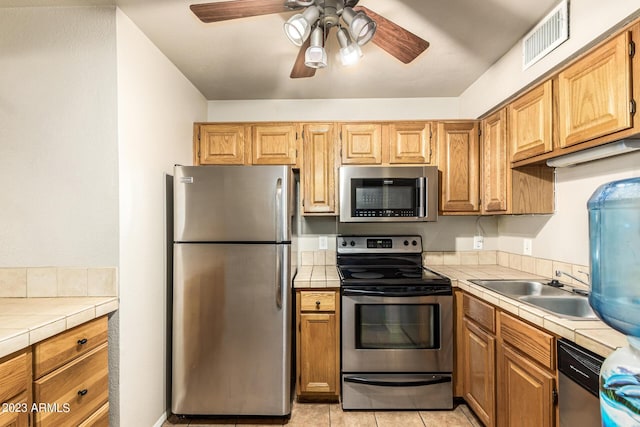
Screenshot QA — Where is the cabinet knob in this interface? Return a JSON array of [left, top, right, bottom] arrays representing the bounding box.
[[316, 301, 321, 307], [77, 389, 88, 397], [77, 338, 88, 345]]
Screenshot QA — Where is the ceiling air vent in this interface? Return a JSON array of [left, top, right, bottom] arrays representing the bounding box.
[[522, 0, 569, 69]]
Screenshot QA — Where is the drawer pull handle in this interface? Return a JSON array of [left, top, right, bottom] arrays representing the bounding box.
[[77, 338, 88, 345], [77, 389, 88, 396]]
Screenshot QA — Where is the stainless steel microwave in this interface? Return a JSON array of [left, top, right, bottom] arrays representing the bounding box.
[[339, 166, 438, 222]]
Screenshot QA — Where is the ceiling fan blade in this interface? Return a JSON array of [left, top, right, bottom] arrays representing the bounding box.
[[355, 6, 429, 64], [290, 38, 316, 79], [191, 0, 291, 23]]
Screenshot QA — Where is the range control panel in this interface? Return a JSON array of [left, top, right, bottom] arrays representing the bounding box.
[[337, 235, 422, 254]]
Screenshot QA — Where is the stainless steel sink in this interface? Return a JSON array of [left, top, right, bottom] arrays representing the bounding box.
[[519, 296, 598, 320], [469, 279, 567, 296], [468, 279, 597, 320]]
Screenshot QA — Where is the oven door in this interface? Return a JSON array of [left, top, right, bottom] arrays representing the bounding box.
[[341, 287, 453, 373]]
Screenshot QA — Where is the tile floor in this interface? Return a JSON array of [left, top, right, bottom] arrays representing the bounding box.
[[164, 400, 483, 427]]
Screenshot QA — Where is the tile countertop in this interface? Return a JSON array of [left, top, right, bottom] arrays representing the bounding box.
[[293, 265, 340, 288], [0, 296, 118, 359], [431, 264, 628, 358]]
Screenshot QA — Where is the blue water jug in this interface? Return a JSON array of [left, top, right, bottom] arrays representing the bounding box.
[[588, 176, 640, 336]]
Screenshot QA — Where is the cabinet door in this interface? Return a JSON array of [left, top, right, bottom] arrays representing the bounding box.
[[438, 122, 480, 213], [298, 312, 338, 395], [302, 124, 337, 214], [463, 319, 496, 427], [252, 123, 298, 165], [0, 392, 29, 427], [389, 122, 432, 164], [340, 123, 382, 164], [497, 343, 556, 427], [454, 291, 465, 398], [197, 124, 246, 165], [482, 109, 510, 213], [509, 81, 553, 162], [558, 31, 633, 147]]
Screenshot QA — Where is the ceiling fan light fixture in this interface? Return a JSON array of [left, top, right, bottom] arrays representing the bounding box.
[[304, 26, 328, 68], [337, 27, 362, 66], [341, 7, 376, 46], [283, 5, 321, 46]]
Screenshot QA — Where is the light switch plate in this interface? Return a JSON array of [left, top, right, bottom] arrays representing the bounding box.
[[473, 236, 484, 250], [523, 238, 533, 256], [318, 236, 328, 250]]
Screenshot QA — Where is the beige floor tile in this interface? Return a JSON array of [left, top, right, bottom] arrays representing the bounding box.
[[287, 402, 330, 427], [458, 404, 483, 427], [374, 411, 425, 427], [329, 404, 376, 427], [420, 405, 472, 427]]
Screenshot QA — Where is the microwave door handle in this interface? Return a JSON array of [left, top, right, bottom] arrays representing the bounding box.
[[417, 177, 426, 218]]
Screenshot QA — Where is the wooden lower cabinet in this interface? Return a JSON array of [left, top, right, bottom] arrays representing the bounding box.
[[497, 344, 555, 427], [0, 348, 31, 427], [459, 292, 558, 427], [463, 318, 496, 427], [296, 289, 340, 401], [32, 316, 109, 426]]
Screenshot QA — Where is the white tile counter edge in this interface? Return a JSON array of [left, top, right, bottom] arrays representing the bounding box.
[[0, 297, 118, 359]]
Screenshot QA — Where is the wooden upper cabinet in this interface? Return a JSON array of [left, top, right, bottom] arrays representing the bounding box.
[[438, 121, 480, 214], [558, 30, 633, 148], [302, 123, 337, 214], [197, 124, 246, 165], [509, 81, 553, 163], [340, 123, 382, 164], [482, 109, 510, 214], [252, 123, 298, 165], [388, 122, 433, 164]]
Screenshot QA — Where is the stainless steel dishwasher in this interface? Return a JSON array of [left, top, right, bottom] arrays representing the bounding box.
[[558, 339, 603, 427]]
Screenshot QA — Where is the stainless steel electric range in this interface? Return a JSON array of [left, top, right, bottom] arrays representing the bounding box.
[[338, 235, 453, 410]]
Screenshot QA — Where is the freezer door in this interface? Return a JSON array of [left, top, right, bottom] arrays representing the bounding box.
[[172, 243, 291, 416], [174, 165, 291, 242]]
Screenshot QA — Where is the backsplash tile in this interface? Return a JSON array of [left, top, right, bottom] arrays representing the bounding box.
[[57, 268, 88, 296], [26, 268, 57, 297], [0, 267, 118, 298], [88, 268, 118, 296], [0, 269, 27, 297]]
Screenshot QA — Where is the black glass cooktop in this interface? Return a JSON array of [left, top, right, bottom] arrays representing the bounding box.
[[338, 265, 451, 286]]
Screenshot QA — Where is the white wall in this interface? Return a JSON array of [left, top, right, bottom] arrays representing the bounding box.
[[208, 98, 460, 122], [499, 152, 640, 266], [0, 6, 118, 267], [460, 0, 640, 118], [116, 8, 207, 427]]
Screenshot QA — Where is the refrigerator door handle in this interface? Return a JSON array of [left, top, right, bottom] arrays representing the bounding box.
[[275, 178, 283, 243], [276, 244, 283, 309]]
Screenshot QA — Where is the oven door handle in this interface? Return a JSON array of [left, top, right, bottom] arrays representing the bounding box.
[[342, 288, 448, 297], [343, 375, 451, 388]]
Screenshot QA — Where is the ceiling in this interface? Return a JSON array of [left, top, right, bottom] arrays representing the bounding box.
[[4, 0, 560, 100]]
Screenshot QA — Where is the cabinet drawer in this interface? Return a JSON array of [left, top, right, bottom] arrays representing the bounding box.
[[78, 402, 109, 427], [34, 343, 109, 427], [463, 293, 495, 333], [0, 349, 29, 404], [499, 312, 555, 370], [300, 291, 336, 312], [34, 316, 108, 378]]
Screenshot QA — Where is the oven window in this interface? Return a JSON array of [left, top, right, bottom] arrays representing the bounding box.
[[355, 304, 440, 349]]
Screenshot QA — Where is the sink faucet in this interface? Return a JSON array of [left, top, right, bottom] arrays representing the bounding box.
[[555, 270, 590, 288]]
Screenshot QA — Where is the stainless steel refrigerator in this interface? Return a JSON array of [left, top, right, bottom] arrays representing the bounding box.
[[171, 165, 297, 416]]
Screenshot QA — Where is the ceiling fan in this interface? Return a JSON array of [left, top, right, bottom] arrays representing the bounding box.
[[190, 0, 429, 79]]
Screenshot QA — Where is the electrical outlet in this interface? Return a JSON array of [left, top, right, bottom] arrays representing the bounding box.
[[318, 236, 328, 250], [523, 239, 533, 256], [473, 235, 484, 250]]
